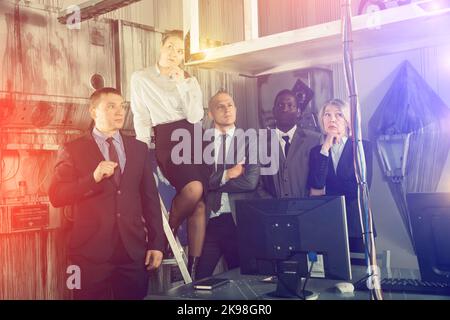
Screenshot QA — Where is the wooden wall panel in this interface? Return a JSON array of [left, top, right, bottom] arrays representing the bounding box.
[[0, 5, 116, 98], [0, 230, 69, 300], [258, 0, 359, 37], [258, 0, 307, 36], [28, 0, 182, 30], [101, 0, 183, 31], [120, 22, 258, 130], [199, 0, 244, 48]]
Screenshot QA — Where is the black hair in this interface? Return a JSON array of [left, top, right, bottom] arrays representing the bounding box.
[[273, 89, 298, 108], [89, 87, 122, 109]]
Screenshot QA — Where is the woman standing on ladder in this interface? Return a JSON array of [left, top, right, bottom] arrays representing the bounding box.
[[130, 30, 206, 279]]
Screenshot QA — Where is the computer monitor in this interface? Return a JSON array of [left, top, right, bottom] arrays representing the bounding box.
[[407, 193, 450, 283], [235, 196, 352, 281]]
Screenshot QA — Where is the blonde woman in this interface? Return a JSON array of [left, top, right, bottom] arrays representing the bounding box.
[[308, 99, 374, 253]]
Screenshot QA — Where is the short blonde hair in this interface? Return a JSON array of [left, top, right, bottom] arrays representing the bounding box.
[[208, 89, 233, 110], [318, 99, 351, 135]]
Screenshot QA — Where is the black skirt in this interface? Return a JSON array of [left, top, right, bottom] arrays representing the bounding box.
[[154, 119, 208, 193]]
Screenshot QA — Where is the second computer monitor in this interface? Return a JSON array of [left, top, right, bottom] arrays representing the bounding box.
[[235, 196, 352, 281], [408, 193, 450, 283]]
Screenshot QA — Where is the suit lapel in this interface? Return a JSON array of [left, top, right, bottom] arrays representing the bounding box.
[[85, 134, 106, 164], [272, 129, 286, 163], [328, 150, 338, 179], [120, 133, 131, 185], [266, 128, 283, 194], [85, 132, 129, 190], [84, 134, 119, 189], [287, 128, 305, 162], [336, 139, 352, 178], [225, 131, 245, 169]]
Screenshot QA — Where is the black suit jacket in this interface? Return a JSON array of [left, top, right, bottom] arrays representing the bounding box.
[[308, 138, 373, 239], [206, 130, 261, 223], [49, 133, 164, 263]]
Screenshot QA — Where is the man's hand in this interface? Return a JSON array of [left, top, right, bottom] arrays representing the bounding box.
[[226, 163, 245, 180], [93, 161, 118, 183], [145, 250, 163, 271]]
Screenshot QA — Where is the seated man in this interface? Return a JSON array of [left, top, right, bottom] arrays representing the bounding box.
[[260, 89, 321, 199], [196, 90, 261, 280]]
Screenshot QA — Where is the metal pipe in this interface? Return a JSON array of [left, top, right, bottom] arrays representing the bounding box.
[[341, 0, 383, 300]]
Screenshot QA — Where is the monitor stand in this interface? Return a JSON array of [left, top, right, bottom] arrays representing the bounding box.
[[267, 288, 319, 300], [267, 273, 319, 300]]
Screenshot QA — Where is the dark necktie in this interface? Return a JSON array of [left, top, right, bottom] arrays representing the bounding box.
[[106, 137, 121, 187], [217, 133, 227, 171], [282, 135, 291, 157]]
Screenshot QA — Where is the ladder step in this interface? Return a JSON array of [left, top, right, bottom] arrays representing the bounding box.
[[162, 258, 178, 265]]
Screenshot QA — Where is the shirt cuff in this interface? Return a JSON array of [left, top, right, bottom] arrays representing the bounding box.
[[220, 171, 229, 186], [320, 148, 329, 157]]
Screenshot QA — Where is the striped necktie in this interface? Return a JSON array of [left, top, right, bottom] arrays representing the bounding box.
[[106, 137, 121, 187]]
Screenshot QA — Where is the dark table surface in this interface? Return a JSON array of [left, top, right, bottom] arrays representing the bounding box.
[[146, 266, 450, 300]]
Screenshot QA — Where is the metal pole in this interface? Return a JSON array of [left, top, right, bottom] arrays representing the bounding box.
[[341, 0, 383, 300]]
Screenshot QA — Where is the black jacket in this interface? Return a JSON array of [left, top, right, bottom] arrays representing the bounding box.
[[206, 130, 261, 222], [49, 133, 164, 263], [308, 138, 373, 239]]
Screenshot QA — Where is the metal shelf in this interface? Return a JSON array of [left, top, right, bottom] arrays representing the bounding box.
[[185, 2, 450, 76]]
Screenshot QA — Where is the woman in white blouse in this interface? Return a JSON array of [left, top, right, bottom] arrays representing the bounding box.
[[130, 30, 206, 278]]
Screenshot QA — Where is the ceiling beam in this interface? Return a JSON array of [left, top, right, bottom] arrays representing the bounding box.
[[57, 0, 142, 25]]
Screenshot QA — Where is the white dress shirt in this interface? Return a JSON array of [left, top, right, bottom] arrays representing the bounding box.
[[276, 125, 297, 158], [210, 126, 236, 219], [92, 128, 126, 173], [130, 64, 204, 147]]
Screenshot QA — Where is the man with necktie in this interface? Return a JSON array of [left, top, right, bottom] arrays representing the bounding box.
[[259, 89, 321, 199], [195, 90, 260, 280], [49, 87, 164, 299]]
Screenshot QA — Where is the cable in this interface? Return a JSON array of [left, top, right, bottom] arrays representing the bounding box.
[[353, 272, 374, 288], [1, 150, 20, 182], [275, 273, 307, 300], [273, 251, 318, 300], [301, 261, 316, 299], [342, 0, 383, 300]]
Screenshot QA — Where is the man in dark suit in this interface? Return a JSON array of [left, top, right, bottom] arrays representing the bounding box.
[[260, 89, 321, 199], [196, 90, 260, 280], [49, 87, 164, 300]]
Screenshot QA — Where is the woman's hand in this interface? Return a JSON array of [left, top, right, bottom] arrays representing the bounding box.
[[321, 133, 340, 153], [167, 66, 185, 81]]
